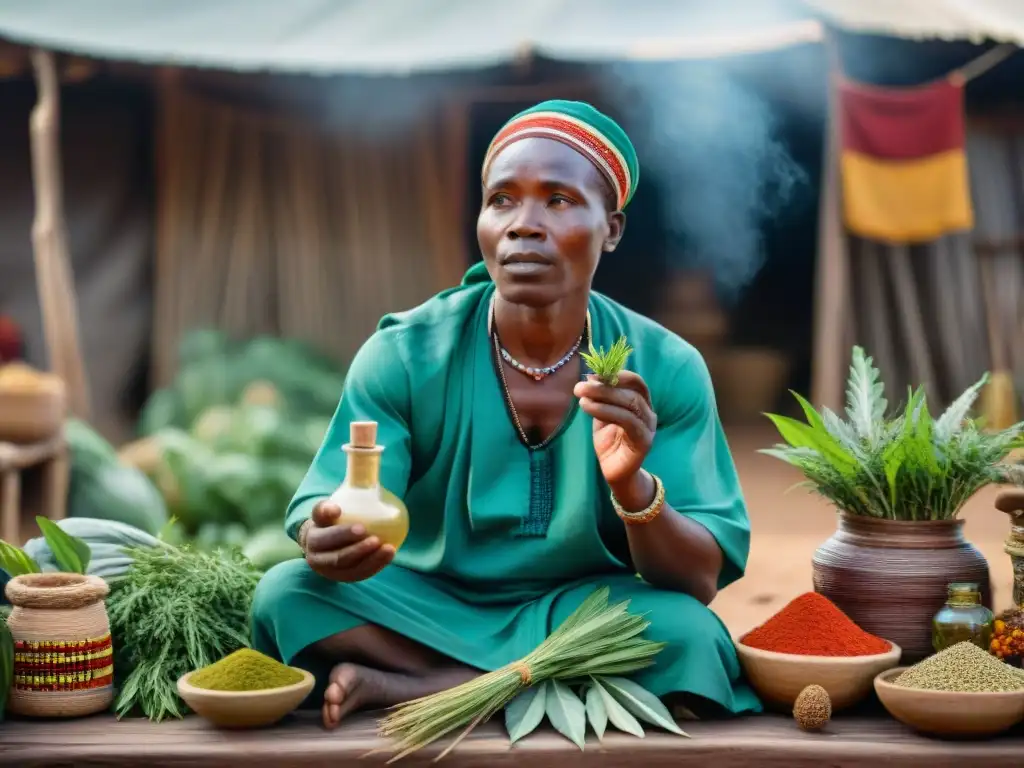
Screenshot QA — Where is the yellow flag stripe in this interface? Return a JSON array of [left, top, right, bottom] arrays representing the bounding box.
[[841, 148, 974, 243]]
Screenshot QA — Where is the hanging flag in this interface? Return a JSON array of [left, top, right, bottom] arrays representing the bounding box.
[[838, 77, 974, 243]]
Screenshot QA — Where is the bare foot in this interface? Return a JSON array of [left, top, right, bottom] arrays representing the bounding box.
[[323, 663, 375, 729], [321, 662, 481, 730]]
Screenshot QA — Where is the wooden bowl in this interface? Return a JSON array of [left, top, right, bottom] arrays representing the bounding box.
[[0, 387, 66, 444], [735, 641, 902, 711], [177, 668, 315, 729], [874, 667, 1024, 738]]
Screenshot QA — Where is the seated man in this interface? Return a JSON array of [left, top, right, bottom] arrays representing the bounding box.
[[251, 99, 761, 729]]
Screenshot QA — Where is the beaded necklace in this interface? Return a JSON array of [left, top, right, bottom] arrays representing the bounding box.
[[488, 296, 591, 450], [489, 297, 590, 382]]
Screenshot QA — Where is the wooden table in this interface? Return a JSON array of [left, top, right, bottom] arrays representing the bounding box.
[[1, 711, 1021, 767]]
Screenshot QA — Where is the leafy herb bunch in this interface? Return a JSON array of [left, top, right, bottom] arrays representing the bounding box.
[[581, 336, 633, 387], [762, 346, 1024, 521]]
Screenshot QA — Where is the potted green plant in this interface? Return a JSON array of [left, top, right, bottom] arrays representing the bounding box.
[[762, 346, 1024, 661]]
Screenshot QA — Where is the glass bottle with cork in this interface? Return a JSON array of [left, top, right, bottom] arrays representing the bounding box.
[[931, 581, 994, 653], [327, 420, 409, 551]]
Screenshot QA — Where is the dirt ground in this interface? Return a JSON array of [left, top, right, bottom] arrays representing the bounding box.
[[713, 425, 1015, 638]]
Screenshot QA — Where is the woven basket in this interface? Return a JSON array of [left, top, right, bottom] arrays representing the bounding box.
[[4, 572, 114, 718], [0, 387, 66, 444]]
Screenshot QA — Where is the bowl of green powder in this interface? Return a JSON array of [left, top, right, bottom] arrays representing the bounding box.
[[177, 648, 314, 729], [874, 641, 1024, 737]]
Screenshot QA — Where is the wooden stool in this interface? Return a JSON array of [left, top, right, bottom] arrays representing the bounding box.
[[0, 432, 68, 546]]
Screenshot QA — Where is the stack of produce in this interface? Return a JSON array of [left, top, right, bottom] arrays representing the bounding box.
[[5, 517, 262, 721], [116, 330, 344, 565], [739, 592, 891, 656], [894, 641, 1024, 692]]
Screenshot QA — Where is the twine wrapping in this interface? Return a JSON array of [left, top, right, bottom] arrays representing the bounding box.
[[512, 661, 532, 686], [5, 573, 108, 610], [4, 572, 114, 718]]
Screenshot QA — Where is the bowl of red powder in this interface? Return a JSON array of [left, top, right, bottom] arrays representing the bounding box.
[[736, 592, 901, 710]]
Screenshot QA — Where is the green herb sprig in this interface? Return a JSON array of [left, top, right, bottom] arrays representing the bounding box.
[[378, 587, 684, 762], [580, 336, 633, 387], [107, 542, 261, 721], [761, 345, 1024, 521]]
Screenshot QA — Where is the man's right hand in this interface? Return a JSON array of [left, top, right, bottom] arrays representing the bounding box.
[[301, 500, 395, 582]]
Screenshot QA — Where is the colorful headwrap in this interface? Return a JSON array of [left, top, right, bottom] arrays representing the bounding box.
[[482, 99, 640, 210]]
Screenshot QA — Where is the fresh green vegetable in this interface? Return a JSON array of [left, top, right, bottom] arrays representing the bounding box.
[[107, 543, 262, 721], [580, 336, 633, 387], [124, 330, 347, 553], [137, 331, 346, 438], [762, 346, 1024, 521], [0, 616, 12, 721], [36, 516, 91, 574], [65, 418, 119, 469], [22, 518, 168, 581], [65, 419, 169, 534], [69, 463, 169, 536], [0, 540, 40, 577]]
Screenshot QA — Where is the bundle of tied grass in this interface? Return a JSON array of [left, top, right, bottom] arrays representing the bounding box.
[[378, 587, 686, 761]]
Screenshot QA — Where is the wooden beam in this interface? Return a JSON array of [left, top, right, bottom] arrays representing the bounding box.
[[28, 48, 91, 420], [809, 33, 850, 411]]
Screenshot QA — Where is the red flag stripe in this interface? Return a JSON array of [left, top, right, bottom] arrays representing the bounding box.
[[839, 78, 965, 161]]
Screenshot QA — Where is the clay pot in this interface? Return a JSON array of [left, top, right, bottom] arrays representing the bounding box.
[[4, 572, 114, 718], [812, 513, 991, 663]]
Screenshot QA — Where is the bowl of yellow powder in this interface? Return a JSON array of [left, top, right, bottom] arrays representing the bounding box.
[[874, 641, 1024, 738], [177, 648, 314, 729]]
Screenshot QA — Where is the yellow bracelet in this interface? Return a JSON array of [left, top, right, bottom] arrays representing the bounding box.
[[611, 473, 666, 525]]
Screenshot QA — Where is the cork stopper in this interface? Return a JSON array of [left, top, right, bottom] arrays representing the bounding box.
[[349, 421, 378, 449]]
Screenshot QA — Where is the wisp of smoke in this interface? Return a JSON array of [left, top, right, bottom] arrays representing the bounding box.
[[601, 61, 808, 303]]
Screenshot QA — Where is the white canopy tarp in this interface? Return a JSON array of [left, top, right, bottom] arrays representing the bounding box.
[[0, 0, 821, 74], [805, 0, 1024, 46]]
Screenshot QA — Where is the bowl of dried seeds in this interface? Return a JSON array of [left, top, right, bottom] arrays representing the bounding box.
[[874, 641, 1024, 737]]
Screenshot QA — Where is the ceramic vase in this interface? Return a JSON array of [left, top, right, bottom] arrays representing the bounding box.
[[812, 513, 991, 662]]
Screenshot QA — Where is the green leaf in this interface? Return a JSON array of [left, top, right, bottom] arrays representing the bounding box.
[[764, 414, 857, 472], [552, 587, 610, 638], [505, 682, 548, 743], [592, 677, 644, 737], [545, 680, 587, 750], [845, 346, 887, 445], [35, 517, 90, 575], [934, 374, 988, 444], [0, 617, 11, 721], [0, 541, 40, 577], [599, 676, 689, 737], [585, 683, 607, 740]]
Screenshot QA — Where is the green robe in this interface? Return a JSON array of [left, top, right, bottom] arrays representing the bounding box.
[[251, 262, 761, 715]]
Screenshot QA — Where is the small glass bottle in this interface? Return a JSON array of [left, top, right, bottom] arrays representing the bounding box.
[[932, 582, 994, 653], [327, 421, 409, 551]]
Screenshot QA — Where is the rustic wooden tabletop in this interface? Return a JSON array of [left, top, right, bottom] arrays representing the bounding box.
[[1, 711, 1021, 768]]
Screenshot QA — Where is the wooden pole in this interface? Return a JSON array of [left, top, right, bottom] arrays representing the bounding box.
[[29, 48, 91, 420], [809, 30, 851, 412]]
